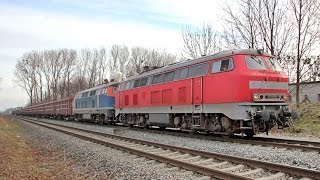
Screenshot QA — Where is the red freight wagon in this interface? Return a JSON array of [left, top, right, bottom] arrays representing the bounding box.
[[115, 49, 296, 136], [13, 97, 73, 119], [54, 97, 74, 118]]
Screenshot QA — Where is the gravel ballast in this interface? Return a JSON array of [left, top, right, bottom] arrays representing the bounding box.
[[17, 119, 202, 179], [31, 118, 320, 172]]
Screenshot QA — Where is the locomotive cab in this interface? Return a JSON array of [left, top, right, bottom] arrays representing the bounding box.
[[234, 53, 297, 136]]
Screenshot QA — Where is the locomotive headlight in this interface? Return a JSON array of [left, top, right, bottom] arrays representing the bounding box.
[[280, 94, 288, 101], [253, 94, 259, 101]]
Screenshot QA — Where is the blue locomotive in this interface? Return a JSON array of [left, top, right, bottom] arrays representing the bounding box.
[[73, 82, 118, 124]]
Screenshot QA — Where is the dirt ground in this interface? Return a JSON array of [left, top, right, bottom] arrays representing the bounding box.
[[0, 115, 84, 180]]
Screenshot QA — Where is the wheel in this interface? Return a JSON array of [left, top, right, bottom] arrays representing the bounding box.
[[245, 131, 255, 138]]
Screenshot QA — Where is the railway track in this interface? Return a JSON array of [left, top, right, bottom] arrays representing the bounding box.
[[134, 127, 320, 153], [16, 116, 320, 153], [16, 116, 320, 179]]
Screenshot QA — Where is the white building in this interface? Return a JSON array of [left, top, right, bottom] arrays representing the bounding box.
[[289, 81, 320, 103]]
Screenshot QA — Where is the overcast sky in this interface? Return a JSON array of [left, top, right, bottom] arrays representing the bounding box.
[[0, 0, 227, 111]]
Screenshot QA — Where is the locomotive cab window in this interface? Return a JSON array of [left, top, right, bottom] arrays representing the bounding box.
[[112, 86, 117, 93], [246, 56, 267, 70], [211, 59, 234, 73], [266, 57, 283, 71]]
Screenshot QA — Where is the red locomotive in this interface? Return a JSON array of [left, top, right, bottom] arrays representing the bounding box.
[[115, 49, 296, 136]]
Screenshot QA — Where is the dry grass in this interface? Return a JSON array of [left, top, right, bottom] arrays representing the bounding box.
[[291, 103, 320, 137], [0, 115, 84, 180]]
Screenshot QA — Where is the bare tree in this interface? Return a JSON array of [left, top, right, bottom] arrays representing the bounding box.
[[58, 49, 77, 98], [223, 0, 260, 49], [14, 54, 38, 105], [15, 46, 176, 106], [97, 48, 108, 84], [118, 46, 130, 76], [110, 45, 120, 72], [255, 0, 293, 56], [146, 49, 176, 67], [129, 47, 149, 75], [77, 49, 91, 89], [109, 45, 130, 76], [291, 0, 320, 104], [88, 49, 99, 87], [182, 24, 222, 59]]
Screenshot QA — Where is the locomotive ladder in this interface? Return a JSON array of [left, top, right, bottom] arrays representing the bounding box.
[[192, 113, 201, 127]]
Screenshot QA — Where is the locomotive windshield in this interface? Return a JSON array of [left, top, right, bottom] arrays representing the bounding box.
[[246, 56, 267, 70], [266, 57, 283, 71]]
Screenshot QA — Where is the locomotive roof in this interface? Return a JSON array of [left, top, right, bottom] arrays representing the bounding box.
[[123, 49, 272, 82], [76, 81, 119, 94]]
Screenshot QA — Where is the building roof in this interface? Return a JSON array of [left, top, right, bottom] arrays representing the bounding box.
[[289, 81, 320, 86]]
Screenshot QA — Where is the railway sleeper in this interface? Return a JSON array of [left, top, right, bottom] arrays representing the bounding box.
[[236, 168, 264, 176]]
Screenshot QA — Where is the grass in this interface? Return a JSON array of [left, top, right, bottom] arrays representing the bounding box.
[[0, 115, 84, 180], [291, 103, 320, 137]]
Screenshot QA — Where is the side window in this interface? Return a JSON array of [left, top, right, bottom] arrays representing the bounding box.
[[211, 59, 234, 73], [179, 68, 189, 79], [92, 100, 95, 108], [163, 71, 174, 82], [89, 90, 96, 96], [195, 63, 209, 76], [139, 77, 148, 87], [147, 76, 152, 85], [125, 81, 132, 90], [187, 63, 208, 78], [173, 69, 181, 80], [112, 86, 117, 93], [152, 74, 163, 84], [133, 79, 140, 88], [82, 92, 89, 97], [187, 66, 197, 78], [119, 83, 125, 90]]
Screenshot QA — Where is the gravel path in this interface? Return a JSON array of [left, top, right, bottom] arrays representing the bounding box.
[[33, 118, 320, 171], [17, 119, 203, 179]]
